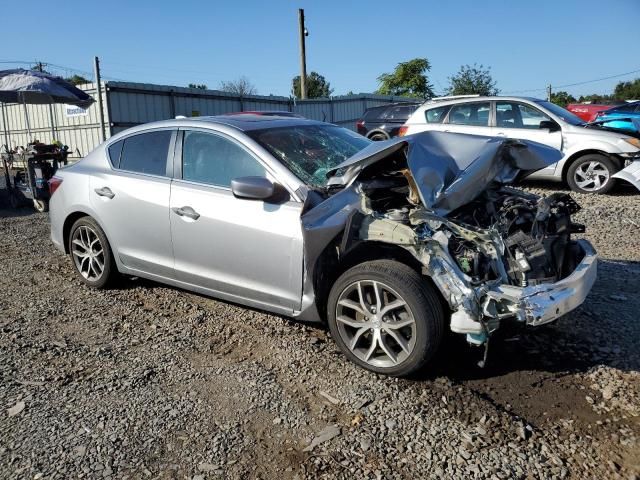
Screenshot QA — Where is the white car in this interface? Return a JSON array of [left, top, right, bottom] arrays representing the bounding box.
[[401, 96, 640, 194]]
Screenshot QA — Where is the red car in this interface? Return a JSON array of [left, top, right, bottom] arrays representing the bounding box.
[[566, 103, 624, 122]]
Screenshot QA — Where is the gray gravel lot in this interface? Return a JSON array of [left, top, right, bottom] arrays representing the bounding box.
[[0, 182, 639, 479]]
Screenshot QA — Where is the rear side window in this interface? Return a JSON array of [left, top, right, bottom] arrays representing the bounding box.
[[447, 102, 490, 126], [119, 131, 172, 176], [378, 105, 417, 121], [107, 140, 124, 167], [614, 103, 637, 113], [425, 105, 450, 123]]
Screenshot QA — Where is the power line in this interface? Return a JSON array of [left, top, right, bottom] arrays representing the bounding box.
[[503, 67, 640, 94]]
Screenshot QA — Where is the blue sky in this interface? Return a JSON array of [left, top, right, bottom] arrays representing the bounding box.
[[2, 0, 639, 98]]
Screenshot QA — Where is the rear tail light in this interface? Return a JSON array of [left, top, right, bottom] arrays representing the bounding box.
[[398, 126, 409, 137], [356, 119, 365, 129], [48, 176, 63, 196]]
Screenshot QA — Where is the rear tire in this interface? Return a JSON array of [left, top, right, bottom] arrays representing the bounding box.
[[566, 154, 617, 194], [33, 199, 49, 212], [368, 131, 390, 142], [327, 260, 444, 377], [68, 216, 117, 289]]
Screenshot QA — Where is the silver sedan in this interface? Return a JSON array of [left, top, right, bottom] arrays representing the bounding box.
[[50, 116, 596, 376]]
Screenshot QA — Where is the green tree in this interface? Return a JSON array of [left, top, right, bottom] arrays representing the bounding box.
[[577, 93, 613, 103], [376, 58, 434, 99], [550, 90, 576, 108], [292, 71, 333, 99], [219, 76, 257, 96], [613, 78, 640, 100], [65, 74, 90, 86], [447, 64, 498, 96], [188, 83, 208, 90]]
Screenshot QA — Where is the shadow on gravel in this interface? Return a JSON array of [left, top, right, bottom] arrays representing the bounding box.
[[0, 207, 37, 218]]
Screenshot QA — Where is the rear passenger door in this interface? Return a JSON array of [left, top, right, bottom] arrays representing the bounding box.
[[443, 101, 492, 136], [90, 129, 175, 278]]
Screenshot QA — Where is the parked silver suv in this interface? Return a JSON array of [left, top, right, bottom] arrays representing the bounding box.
[[402, 96, 640, 193]]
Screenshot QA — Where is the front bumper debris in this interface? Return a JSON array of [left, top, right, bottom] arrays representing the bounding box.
[[613, 160, 640, 191], [485, 239, 597, 327]]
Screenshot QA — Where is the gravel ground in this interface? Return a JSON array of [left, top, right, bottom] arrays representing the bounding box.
[[0, 182, 639, 480]]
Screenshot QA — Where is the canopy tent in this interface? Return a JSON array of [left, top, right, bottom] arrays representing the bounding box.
[[0, 69, 95, 145]]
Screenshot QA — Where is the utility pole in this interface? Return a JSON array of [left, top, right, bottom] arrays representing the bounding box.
[[298, 9, 308, 99], [93, 56, 107, 142], [547, 84, 552, 102]]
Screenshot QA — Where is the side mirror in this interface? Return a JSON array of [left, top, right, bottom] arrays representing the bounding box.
[[539, 120, 560, 132], [231, 176, 275, 200]]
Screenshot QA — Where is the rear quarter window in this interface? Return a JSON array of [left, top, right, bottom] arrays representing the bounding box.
[[107, 140, 124, 168]]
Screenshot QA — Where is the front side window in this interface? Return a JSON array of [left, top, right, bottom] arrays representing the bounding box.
[[425, 105, 450, 123], [446, 102, 490, 126], [118, 131, 172, 176], [496, 102, 552, 129], [182, 131, 266, 187], [247, 124, 370, 187]]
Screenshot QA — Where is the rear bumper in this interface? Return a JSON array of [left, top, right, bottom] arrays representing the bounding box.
[[485, 239, 597, 327]]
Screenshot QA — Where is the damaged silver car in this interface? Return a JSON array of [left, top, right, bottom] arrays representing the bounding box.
[[49, 116, 600, 376]]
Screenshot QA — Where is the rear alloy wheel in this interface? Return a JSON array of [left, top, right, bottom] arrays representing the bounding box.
[[68, 217, 116, 288], [327, 260, 444, 376], [567, 154, 617, 194]]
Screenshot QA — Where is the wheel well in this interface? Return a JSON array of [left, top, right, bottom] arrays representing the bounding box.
[[561, 150, 621, 181], [62, 212, 89, 253], [313, 240, 424, 321]]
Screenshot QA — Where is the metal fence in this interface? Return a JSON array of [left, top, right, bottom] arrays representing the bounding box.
[[0, 81, 415, 159]]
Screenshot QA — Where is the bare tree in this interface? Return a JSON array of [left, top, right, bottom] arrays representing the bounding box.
[[219, 76, 257, 96]]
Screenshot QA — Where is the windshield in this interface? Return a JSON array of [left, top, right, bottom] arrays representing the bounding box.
[[247, 124, 371, 186], [535, 101, 585, 126]]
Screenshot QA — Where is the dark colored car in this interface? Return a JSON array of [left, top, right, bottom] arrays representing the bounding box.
[[356, 103, 420, 141]]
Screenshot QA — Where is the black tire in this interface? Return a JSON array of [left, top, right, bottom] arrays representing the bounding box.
[[68, 216, 117, 289], [327, 260, 445, 377], [566, 154, 618, 194], [368, 131, 390, 142], [33, 199, 49, 213]]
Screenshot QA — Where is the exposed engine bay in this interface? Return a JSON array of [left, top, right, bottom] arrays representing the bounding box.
[[300, 132, 598, 364]]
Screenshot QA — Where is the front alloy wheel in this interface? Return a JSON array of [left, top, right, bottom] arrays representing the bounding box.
[[567, 154, 617, 194], [335, 280, 416, 368], [328, 260, 444, 376]]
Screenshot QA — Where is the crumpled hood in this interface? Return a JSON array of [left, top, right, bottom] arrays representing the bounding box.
[[326, 131, 563, 215]]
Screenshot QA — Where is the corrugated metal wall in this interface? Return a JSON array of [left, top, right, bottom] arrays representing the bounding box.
[[1, 81, 415, 159], [0, 83, 108, 158]]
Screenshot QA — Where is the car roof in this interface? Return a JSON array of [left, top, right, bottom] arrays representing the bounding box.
[[418, 96, 544, 108], [110, 115, 328, 139]]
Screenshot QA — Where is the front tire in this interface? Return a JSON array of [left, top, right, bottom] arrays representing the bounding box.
[[566, 154, 617, 194], [327, 260, 444, 377], [68, 217, 117, 289]]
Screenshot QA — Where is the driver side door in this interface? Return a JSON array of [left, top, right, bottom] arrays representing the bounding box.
[[169, 128, 305, 313]]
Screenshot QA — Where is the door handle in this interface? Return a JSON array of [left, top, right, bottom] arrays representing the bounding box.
[[94, 186, 115, 199], [172, 206, 200, 220]]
